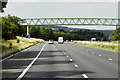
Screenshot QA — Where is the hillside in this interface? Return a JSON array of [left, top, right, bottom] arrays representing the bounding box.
[[34, 25, 114, 36], [92, 30, 114, 36]]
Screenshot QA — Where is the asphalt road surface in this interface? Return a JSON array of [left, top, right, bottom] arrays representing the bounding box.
[[1, 42, 118, 80]]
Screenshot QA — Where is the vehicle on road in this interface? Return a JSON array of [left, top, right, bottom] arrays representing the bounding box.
[[91, 38, 96, 41], [49, 39, 54, 44], [66, 40, 68, 42], [58, 37, 64, 44]]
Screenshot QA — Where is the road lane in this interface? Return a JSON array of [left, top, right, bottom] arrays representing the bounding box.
[[71, 42, 118, 63], [16, 44, 46, 80], [1, 42, 118, 79], [2, 43, 45, 79], [57, 42, 118, 78], [22, 43, 85, 79]]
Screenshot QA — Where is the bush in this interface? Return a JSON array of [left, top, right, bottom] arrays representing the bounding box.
[[17, 39, 20, 43], [2, 38, 5, 42], [73, 41, 77, 44], [101, 45, 104, 48], [9, 43, 12, 48], [84, 43, 87, 46]]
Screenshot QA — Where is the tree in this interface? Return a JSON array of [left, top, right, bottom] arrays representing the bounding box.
[[40, 27, 46, 40], [45, 27, 53, 40], [2, 15, 26, 40], [110, 27, 120, 41], [30, 26, 41, 38]]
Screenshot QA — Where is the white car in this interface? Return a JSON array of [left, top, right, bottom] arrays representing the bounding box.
[[49, 40, 54, 44]]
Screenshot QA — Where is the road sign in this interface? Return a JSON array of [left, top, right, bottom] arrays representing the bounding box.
[[26, 35, 29, 38]]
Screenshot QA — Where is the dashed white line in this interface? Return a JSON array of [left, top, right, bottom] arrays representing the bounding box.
[[70, 59, 73, 61], [64, 53, 66, 55], [99, 55, 101, 56], [16, 44, 46, 80], [66, 55, 69, 57], [108, 58, 113, 61], [74, 64, 78, 68], [82, 74, 88, 78]]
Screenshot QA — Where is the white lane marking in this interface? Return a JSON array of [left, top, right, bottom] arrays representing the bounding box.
[[74, 64, 78, 68], [64, 53, 66, 55], [1, 50, 23, 62], [99, 55, 101, 56], [16, 44, 46, 80], [1, 55, 12, 62], [82, 74, 88, 78], [108, 58, 113, 61], [66, 55, 69, 57], [70, 59, 73, 61]]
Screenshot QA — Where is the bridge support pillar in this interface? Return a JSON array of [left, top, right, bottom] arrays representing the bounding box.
[[27, 25, 30, 37]]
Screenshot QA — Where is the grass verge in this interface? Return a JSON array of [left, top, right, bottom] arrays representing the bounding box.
[[73, 41, 119, 52], [1, 36, 45, 58]]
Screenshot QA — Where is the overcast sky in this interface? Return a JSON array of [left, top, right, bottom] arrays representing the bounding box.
[[0, 0, 119, 30]]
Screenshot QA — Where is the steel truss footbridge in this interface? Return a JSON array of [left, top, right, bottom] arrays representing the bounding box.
[[19, 18, 120, 36]]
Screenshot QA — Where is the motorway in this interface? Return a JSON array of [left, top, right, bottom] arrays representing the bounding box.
[[1, 42, 118, 79]]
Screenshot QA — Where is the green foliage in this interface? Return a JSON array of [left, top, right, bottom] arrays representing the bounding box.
[[9, 43, 12, 48], [40, 27, 46, 40], [45, 27, 53, 40], [110, 27, 120, 41], [2, 38, 5, 42], [70, 29, 106, 41], [17, 39, 20, 43], [30, 26, 41, 38], [2, 15, 26, 40]]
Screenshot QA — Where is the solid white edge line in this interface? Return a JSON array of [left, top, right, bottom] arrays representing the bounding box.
[[16, 44, 46, 80], [1, 43, 39, 62], [82, 74, 88, 78], [1, 50, 22, 62], [1, 55, 12, 62], [66, 55, 69, 57], [64, 53, 66, 54]]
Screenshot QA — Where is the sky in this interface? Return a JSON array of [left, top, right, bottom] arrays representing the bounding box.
[[0, 0, 119, 30]]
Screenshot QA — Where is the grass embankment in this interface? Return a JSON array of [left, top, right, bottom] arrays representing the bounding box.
[[1, 36, 44, 58], [73, 41, 119, 52]]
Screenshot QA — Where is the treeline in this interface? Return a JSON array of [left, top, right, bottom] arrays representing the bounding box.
[[30, 27, 107, 41], [2, 15, 108, 41], [30, 26, 53, 40]]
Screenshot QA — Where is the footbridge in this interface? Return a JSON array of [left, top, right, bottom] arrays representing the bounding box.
[[18, 18, 120, 37]]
